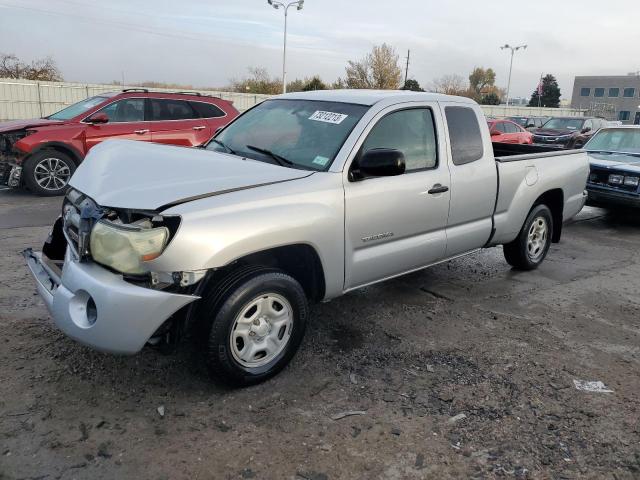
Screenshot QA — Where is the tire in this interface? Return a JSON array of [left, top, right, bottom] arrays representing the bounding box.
[[503, 204, 553, 270], [195, 268, 309, 386], [23, 150, 76, 196]]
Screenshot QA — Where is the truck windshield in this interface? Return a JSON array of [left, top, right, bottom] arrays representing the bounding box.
[[541, 118, 584, 130], [586, 128, 640, 156], [206, 99, 368, 170], [47, 96, 109, 120]]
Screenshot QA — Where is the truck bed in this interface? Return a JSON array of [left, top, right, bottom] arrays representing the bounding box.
[[492, 142, 570, 159]]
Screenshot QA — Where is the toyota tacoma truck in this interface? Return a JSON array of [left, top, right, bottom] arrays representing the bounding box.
[[23, 90, 589, 386]]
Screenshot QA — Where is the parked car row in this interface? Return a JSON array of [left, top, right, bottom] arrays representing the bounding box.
[[487, 114, 608, 150], [0, 89, 239, 195]]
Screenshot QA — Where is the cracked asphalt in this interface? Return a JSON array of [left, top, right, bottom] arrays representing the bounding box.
[[1, 188, 639, 479]]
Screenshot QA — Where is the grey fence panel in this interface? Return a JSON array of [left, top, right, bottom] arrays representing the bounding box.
[[1, 78, 584, 121], [0, 78, 271, 120]]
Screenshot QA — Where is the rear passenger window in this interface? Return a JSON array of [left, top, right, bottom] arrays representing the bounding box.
[[189, 101, 226, 118], [150, 99, 198, 121], [361, 108, 437, 171], [505, 122, 519, 133], [445, 106, 484, 165]]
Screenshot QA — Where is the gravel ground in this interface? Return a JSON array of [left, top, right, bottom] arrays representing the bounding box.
[[1, 189, 639, 479]]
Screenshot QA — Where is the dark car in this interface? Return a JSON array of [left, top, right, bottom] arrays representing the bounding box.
[[584, 126, 640, 208], [532, 117, 607, 149], [0, 89, 239, 195], [507, 116, 549, 130]]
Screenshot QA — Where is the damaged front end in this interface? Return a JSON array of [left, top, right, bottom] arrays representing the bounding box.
[[0, 130, 28, 187], [23, 188, 208, 354]]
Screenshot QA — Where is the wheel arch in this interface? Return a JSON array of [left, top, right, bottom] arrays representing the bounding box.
[[29, 142, 84, 166], [532, 188, 564, 243], [211, 243, 327, 302]]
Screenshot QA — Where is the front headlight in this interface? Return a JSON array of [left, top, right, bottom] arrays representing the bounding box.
[[90, 221, 169, 274], [609, 174, 624, 185], [624, 176, 639, 187]]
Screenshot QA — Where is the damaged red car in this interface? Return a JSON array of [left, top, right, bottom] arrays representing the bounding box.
[[0, 89, 239, 195]]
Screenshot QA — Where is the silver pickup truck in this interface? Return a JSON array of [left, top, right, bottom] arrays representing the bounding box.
[[24, 90, 589, 386]]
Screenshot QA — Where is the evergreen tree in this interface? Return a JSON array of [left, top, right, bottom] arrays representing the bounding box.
[[528, 74, 561, 108]]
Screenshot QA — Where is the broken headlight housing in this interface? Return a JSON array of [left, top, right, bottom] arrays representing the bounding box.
[[90, 220, 169, 274]]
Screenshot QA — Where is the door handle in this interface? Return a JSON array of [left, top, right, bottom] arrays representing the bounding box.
[[192, 125, 206, 130], [134, 129, 149, 135], [427, 184, 449, 194]]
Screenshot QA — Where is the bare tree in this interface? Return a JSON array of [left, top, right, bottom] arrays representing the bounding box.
[[0, 53, 62, 81], [229, 67, 281, 95], [431, 74, 468, 96], [345, 44, 402, 89]]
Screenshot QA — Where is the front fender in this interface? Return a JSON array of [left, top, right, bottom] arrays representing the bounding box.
[[146, 174, 345, 299]]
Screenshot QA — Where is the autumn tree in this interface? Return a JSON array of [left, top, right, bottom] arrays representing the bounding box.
[[0, 53, 62, 81], [528, 74, 561, 108], [345, 44, 402, 89]]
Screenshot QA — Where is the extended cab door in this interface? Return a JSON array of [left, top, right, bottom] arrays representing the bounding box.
[[344, 104, 451, 289], [148, 98, 212, 147], [440, 104, 498, 256], [83, 98, 151, 150]]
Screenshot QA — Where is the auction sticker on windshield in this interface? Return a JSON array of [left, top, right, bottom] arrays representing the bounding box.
[[309, 111, 348, 124]]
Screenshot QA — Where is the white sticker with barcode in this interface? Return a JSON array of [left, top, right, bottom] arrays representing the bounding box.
[[309, 110, 348, 124]]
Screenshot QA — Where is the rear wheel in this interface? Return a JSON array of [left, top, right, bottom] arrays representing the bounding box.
[[503, 204, 553, 270], [23, 150, 76, 196], [195, 268, 308, 386]]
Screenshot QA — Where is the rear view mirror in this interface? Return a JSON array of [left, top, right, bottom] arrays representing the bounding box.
[[355, 148, 405, 179], [87, 112, 109, 124]]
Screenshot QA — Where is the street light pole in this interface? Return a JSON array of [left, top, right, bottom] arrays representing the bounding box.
[[500, 44, 527, 107], [267, 0, 304, 94]]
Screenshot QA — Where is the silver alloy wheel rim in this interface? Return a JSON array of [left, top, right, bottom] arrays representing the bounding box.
[[230, 293, 293, 368], [527, 216, 548, 261], [33, 157, 71, 191]]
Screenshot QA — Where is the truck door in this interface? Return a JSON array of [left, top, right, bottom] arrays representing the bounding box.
[[440, 104, 498, 256], [343, 105, 450, 289]]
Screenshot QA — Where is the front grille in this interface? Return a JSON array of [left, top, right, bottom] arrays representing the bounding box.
[[588, 168, 638, 192]]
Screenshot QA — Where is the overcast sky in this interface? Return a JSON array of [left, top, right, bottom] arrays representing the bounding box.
[[1, 0, 638, 99]]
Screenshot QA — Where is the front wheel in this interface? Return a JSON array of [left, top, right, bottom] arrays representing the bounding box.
[[503, 204, 553, 270], [196, 269, 309, 386], [23, 150, 76, 196]]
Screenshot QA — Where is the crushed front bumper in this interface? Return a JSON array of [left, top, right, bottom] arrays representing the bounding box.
[[23, 248, 199, 354]]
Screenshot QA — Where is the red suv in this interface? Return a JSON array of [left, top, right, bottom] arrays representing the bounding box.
[[0, 89, 239, 195]]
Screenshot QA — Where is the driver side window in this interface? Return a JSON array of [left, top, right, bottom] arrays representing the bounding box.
[[361, 108, 437, 172], [98, 99, 145, 123]]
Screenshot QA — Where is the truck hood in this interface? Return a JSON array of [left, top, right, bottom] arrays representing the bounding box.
[[0, 118, 65, 133], [69, 140, 313, 210], [588, 152, 640, 174]]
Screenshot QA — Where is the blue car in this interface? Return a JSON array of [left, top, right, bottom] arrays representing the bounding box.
[[585, 126, 640, 208]]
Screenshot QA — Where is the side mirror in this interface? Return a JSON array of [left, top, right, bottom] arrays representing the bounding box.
[[86, 112, 109, 124], [355, 148, 405, 179], [582, 127, 591, 133], [525, 123, 535, 129], [490, 129, 500, 136], [214, 126, 224, 135]]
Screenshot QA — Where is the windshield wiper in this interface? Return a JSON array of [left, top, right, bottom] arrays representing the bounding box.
[[245, 144, 295, 167], [211, 139, 236, 155]]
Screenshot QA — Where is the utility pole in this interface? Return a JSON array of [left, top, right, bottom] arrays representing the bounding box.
[[404, 49, 410, 88], [538, 72, 543, 108], [500, 44, 527, 107], [267, 0, 304, 94]]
